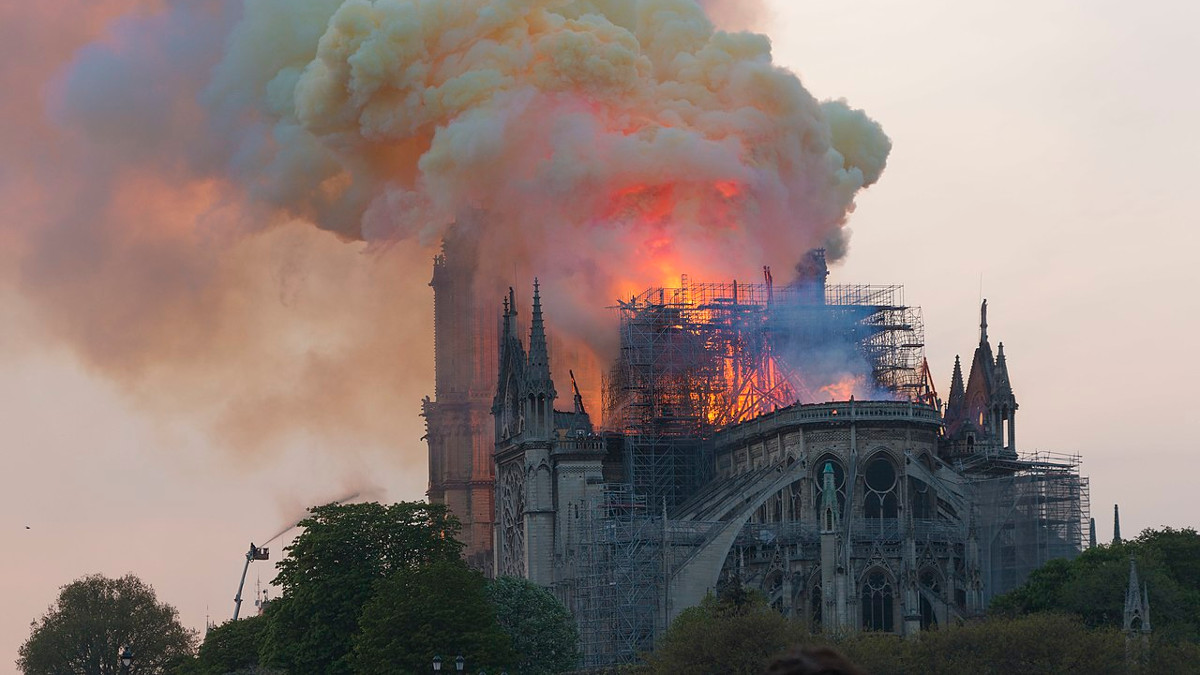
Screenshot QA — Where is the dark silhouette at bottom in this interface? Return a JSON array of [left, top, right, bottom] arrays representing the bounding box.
[[766, 646, 867, 675]]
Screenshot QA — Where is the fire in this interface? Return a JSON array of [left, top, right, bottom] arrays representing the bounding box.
[[713, 181, 741, 199], [704, 350, 803, 427], [607, 183, 677, 224], [605, 178, 751, 296], [818, 375, 866, 402]]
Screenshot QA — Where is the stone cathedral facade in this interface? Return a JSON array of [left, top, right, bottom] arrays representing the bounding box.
[[492, 283, 607, 591], [425, 236, 1086, 663]]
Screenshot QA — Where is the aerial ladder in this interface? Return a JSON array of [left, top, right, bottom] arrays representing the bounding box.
[[232, 542, 269, 620]]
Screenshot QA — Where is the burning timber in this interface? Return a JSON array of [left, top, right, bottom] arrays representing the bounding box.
[[424, 245, 1088, 667]]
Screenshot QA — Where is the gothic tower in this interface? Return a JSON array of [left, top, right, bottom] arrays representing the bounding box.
[[521, 280, 558, 585], [492, 281, 559, 584], [424, 223, 498, 570], [944, 300, 1019, 460]]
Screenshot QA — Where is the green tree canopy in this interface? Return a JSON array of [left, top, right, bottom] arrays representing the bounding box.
[[259, 501, 464, 674], [991, 527, 1200, 642], [901, 613, 1123, 675], [178, 614, 272, 675], [352, 559, 513, 674], [18, 573, 196, 675], [821, 613, 1130, 675], [645, 581, 804, 675], [830, 612, 1200, 674], [487, 576, 580, 674]]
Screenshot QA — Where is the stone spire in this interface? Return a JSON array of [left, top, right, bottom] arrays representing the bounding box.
[[820, 462, 841, 532], [1089, 517, 1097, 549], [993, 343, 1014, 398], [1143, 582, 1152, 632], [991, 342, 1018, 453], [493, 289, 513, 408], [946, 355, 965, 420], [521, 279, 557, 441], [499, 287, 518, 350], [1114, 504, 1122, 544], [526, 279, 556, 396], [493, 287, 527, 439], [497, 287, 523, 366], [1123, 557, 1151, 635]]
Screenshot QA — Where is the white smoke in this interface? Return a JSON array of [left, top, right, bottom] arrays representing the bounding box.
[[5, 0, 890, 454]]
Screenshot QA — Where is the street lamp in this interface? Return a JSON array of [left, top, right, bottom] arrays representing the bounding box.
[[433, 655, 442, 672], [120, 646, 133, 673], [455, 655, 464, 672]]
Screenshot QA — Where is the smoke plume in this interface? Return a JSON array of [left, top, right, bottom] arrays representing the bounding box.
[[2, 0, 889, 455]]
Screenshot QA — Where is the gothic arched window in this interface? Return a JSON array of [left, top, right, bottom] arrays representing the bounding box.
[[811, 584, 823, 629], [863, 455, 898, 519], [861, 569, 894, 632]]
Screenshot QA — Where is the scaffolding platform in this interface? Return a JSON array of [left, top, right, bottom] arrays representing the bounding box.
[[970, 452, 1090, 601], [576, 485, 663, 667]]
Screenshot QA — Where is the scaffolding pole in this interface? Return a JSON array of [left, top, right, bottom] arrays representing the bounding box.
[[576, 485, 662, 667], [971, 452, 1089, 602]]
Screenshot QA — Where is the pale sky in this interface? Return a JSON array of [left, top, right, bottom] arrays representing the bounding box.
[[2, 2, 1198, 672]]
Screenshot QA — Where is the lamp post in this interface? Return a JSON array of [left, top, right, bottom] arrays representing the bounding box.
[[119, 646, 133, 674], [455, 655, 464, 672], [433, 655, 442, 673]]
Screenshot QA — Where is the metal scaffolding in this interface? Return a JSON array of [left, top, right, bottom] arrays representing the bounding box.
[[575, 485, 663, 667], [602, 275, 928, 511], [971, 452, 1090, 602]]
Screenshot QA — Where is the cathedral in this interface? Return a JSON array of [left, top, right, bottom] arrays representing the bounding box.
[[424, 239, 1088, 666]]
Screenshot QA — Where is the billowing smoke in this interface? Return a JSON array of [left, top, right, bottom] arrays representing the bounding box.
[[214, 0, 889, 281], [2, 0, 889, 455], [695, 0, 770, 32]]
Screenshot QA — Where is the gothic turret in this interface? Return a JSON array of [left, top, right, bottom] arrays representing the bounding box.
[[820, 462, 841, 532], [945, 355, 965, 430], [994, 344, 1014, 400], [493, 288, 527, 441], [818, 461, 847, 631], [942, 299, 1018, 460], [524, 279, 557, 440], [1123, 556, 1151, 642]]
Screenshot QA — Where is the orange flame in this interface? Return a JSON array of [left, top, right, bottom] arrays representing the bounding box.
[[818, 375, 865, 402]]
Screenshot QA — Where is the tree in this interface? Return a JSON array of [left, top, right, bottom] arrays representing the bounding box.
[[645, 582, 805, 675], [487, 576, 579, 674], [906, 613, 1125, 675], [176, 614, 274, 675], [18, 573, 196, 675], [258, 501, 463, 674], [801, 614, 1133, 675], [352, 559, 514, 674], [991, 528, 1200, 642]]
